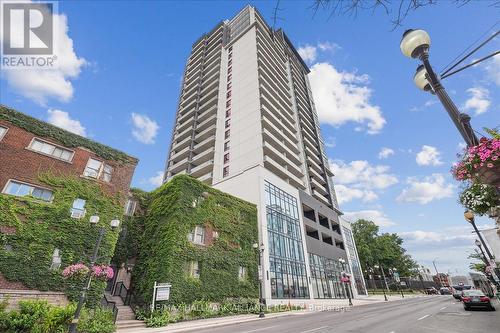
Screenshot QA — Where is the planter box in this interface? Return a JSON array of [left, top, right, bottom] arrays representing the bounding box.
[[476, 164, 500, 188]]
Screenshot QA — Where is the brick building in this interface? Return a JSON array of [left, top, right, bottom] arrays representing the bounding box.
[[0, 105, 138, 292]]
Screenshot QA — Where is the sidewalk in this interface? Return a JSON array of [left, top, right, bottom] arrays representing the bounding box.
[[117, 295, 428, 333]]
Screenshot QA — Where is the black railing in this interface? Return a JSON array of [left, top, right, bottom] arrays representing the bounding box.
[[114, 281, 132, 306], [100, 295, 118, 323]]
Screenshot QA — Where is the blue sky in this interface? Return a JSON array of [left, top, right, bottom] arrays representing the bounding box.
[[1, 1, 498, 275]]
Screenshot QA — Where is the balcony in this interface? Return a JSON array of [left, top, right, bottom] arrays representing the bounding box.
[[261, 124, 300, 157], [260, 92, 295, 130], [169, 145, 191, 163], [312, 189, 330, 206], [192, 147, 215, 165], [195, 123, 216, 141], [191, 159, 214, 178], [311, 177, 329, 196], [169, 157, 189, 174], [196, 105, 217, 125], [263, 155, 305, 190], [173, 135, 192, 151], [196, 114, 217, 133], [261, 106, 297, 145], [308, 165, 325, 184], [262, 142, 303, 179], [198, 172, 213, 184], [193, 135, 215, 154], [175, 125, 194, 143]]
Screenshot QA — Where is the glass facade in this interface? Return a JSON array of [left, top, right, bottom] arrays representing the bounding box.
[[265, 181, 309, 299], [309, 253, 346, 299], [343, 226, 367, 295]]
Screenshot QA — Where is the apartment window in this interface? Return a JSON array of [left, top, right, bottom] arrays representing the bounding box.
[[226, 90, 231, 98], [227, 66, 232, 74], [124, 199, 137, 216], [228, 59, 232, 66], [238, 266, 247, 281], [228, 46, 233, 52], [227, 82, 232, 90], [28, 138, 74, 162], [225, 130, 230, 139], [83, 158, 113, 182], [227, 74, 232, 81], [224, 141, 230, 151], [223, 166, 229, 177], [3, 180, 53, 202], [226, 100, 231, 108], [225, 119, 230, 128], [188, 225, 206, 245], [70, 199, 86, 219], [0, 125, 7, 141], [102, 165, 113, 182], [225, 109, 231, 118], [224, 153, 230, 164], [228, 52, 232, 59], [187, 261, 200, 279]]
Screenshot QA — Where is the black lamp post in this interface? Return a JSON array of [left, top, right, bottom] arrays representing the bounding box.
[[464, 211, 495, 261], [400, 29, 479, 147], [252, 243, 265, 318], [69, 216, 120, 333], [339, 258, 353, 306], [374, 265, 388, 301]]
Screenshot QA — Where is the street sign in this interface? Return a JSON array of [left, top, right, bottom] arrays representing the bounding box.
[[400, 281, 407, 286], [258, 265, 263, 280]]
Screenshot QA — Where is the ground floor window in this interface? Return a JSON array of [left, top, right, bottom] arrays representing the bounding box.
[[309, 253, 347, 299]]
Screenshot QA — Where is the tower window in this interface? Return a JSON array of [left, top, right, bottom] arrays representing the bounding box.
[[224, 153, 230, 164], [223, 166, 229, 177]]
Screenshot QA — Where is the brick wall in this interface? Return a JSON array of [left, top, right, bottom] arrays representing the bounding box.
[[0, 120, 137, 203], [0, 272, 27, 290], [0, 289, 68, 311]]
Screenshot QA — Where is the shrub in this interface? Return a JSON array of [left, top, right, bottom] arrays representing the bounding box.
[[77, 307, 116, 333], [144, 309, 171, 328]]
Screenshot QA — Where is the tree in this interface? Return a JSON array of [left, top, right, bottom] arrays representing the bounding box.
[[352, 219, 419, 277], [468, 251, 486, 273], [310, 0, 497, 29]]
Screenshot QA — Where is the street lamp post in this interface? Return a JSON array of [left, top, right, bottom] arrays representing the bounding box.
[[400, 29, 479, 147], [338, 258, 353, 306], [374, 265, 388, 301], [252, 243, 265, 318], [475, 240, 490, 266], [69, 217, 120, 333], [464, 211, 495, 261], [392, 268, 404, 298]]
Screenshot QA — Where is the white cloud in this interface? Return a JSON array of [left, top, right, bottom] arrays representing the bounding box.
[[378, 147, 394, 159], [482, 55, 500, 86], [317, 41, 340, 52], [1, 8, 86, 105], [410, 100, 437, 112], [330, 159, 398, 189], [343, 210, 395, 227], [463, 87, 491, 115], [335, 185, 378, 205], [47, 109, 86, 136], [415, 145, 443, 166], [147, 171, 164, 187], [309, 62, 385, 134], [297, 45, 317, 63], [324, 137, 336, 148], [131, 113, 159, 144], [397, 174, 454, 204], [457, 142, 467, 151]]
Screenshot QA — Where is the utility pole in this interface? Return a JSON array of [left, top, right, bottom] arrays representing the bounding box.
[[432, 259, 442, 288]]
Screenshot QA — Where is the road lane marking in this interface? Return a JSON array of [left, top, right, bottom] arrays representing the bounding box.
[[440, 306, 447, 310], [417, 314, 429, 321], [242, 325, 279, 333], [300, 326, 329, 333]]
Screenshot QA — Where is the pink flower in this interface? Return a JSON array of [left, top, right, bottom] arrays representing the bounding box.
[[487, 163, 493, 168]]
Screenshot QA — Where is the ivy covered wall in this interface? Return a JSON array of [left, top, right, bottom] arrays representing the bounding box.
[[131, 175, 259, 306], [0, 173, 123, 306]]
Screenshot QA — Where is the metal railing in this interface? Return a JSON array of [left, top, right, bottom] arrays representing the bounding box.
[[114, 281, 132, 306], [100, 295, 118, 323]]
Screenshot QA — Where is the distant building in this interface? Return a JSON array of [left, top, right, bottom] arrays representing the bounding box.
[[449, 275, 472, 286], [433, 273, 450, 287], [418, 266, 434, 282]]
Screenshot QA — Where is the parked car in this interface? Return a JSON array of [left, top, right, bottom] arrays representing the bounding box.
[[462, 290, 496, 311], [453, 290, 464, 300], [425, 287, 439, 295], [439, 287, 451, 295]]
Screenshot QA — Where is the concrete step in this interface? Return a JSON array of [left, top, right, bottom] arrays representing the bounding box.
[[116, 319, 146, 331]]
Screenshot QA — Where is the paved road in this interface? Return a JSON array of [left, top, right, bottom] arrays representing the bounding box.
[[193, 296, 500, 333]]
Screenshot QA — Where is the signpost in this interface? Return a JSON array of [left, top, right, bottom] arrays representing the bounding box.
[[151, 282, 171, 311]]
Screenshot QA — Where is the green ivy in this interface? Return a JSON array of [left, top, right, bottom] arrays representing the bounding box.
[[130, 175, 259, 306], [0, 173, 123, 307], [0, 105, 136, 163]]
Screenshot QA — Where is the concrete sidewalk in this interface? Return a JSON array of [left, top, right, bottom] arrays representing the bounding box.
[[117, 294, 429, 333]]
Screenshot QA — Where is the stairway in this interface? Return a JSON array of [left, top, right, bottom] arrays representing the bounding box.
[[104, 292, 146, 331]]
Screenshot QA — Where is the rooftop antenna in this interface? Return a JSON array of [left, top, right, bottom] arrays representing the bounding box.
[[271, 0, 284, 39]]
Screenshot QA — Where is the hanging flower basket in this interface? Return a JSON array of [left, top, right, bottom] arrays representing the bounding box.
[[475, 164, 500, 188], [62, 263, 114, 281]]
